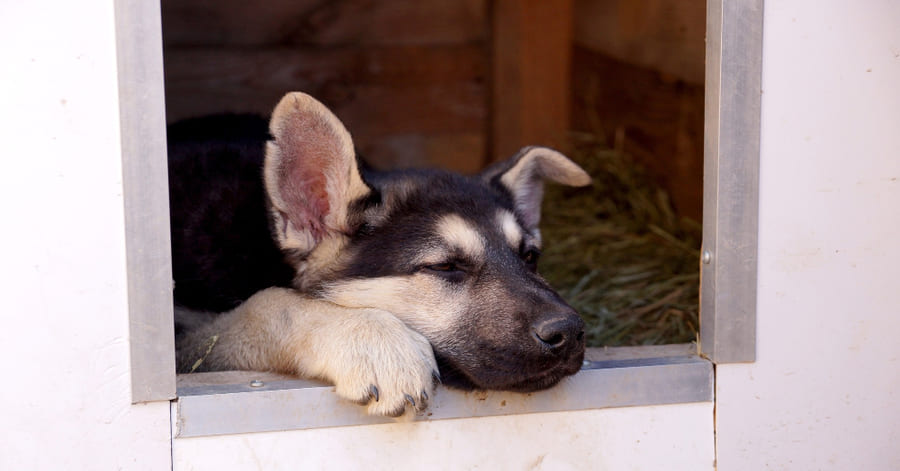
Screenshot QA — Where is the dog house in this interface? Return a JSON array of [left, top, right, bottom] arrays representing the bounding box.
[[3, 0, 900, 469], [161, 0, 708, 349]]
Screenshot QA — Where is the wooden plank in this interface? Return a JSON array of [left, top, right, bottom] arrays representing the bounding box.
[[361, 132, 486, 174], [490, 0, 573, 161], [164, 46, 489, 170], [571, 46, 704, 219], [163, 45, 487, 127], [573, 0, 705, 84], [161, 0, 487, 47]]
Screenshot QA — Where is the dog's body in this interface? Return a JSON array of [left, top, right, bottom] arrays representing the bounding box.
[[170, 93, 590, 416]]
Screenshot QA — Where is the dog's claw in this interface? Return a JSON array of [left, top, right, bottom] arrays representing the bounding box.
[[432, 370, 441, 384], [325, 308, 437, 417], [422, 390, 429, 401]]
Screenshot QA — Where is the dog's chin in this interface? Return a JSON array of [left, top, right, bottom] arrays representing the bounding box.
[[436, 349, 584, 393]]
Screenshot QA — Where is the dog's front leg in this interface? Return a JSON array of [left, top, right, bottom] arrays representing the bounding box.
[[177, 287, 438, 417]]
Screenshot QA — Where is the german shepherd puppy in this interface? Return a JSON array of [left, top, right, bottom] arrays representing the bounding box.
[[170, 92, 590, 416]]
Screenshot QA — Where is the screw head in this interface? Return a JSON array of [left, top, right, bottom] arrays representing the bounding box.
[[702, 250, 712, 264], [249, 379, 264, 388]]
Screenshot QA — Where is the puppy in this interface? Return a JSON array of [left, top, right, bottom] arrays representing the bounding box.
[[170, 92, 591, 416]]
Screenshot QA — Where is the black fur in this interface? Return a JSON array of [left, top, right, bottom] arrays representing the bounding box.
[[168, 115, 294, 315]]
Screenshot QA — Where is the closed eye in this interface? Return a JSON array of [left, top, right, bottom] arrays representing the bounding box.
[[421, 261, 468, 282], [426, 263, 459, 272]]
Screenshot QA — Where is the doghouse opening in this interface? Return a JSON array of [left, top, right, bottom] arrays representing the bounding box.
[[161, 0, 704, 347]]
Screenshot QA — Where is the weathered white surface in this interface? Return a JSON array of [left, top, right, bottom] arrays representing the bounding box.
[[716, 1, 900, 469], [0, 0, 172, 469], [9, 0, 898, 468], [174, 402, 714, 471]]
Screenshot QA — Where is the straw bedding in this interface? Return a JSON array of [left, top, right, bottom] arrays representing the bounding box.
[[540, 135, 701, 346]]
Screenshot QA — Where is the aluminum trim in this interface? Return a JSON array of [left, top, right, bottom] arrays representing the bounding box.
[[174, 351, 713, 438], [114, 0, 176, 402], [701, 0, 764, 363]]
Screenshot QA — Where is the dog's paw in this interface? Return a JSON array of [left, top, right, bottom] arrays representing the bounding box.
[[235, 289, 439, 417], [314, 308, 439, 417]]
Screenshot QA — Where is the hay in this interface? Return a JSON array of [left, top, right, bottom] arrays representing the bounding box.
[[540, 134, 701, 346]]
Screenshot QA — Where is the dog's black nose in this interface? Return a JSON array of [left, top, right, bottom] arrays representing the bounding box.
[[532, 314, 585, 353]]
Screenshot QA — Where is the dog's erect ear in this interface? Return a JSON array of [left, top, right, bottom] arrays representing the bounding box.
[[481, 146, 591, 229], [264, 92, 371, 254]]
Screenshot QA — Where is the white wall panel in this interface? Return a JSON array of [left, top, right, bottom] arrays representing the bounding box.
[[175, 403, 713, 471], [0, 0, 172, 469], [716, 1, 900, 469]]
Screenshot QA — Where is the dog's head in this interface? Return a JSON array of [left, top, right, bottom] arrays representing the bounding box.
[[264, 92, 591, 392]]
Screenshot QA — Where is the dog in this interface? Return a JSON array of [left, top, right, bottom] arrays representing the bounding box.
[[169, 92, 591, 416]]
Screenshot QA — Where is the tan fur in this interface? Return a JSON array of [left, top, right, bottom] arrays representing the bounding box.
[[500, 146, 592, 191], [496, 147, 591, 230], [497, 210, 523, 249], [290, 233, 351, 291], [190, 288, 437, 416], [436, 214, 486, 259], [321, 276, 467, 348]]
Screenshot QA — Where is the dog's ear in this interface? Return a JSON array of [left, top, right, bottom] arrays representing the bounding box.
[[264, 92, 371, 254], [482, 146, 591, 229]]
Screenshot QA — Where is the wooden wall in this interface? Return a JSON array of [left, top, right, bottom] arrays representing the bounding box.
[[572, 0, 706, 218], [162, 0, 705, 217], [162, 0, 490, 173]]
